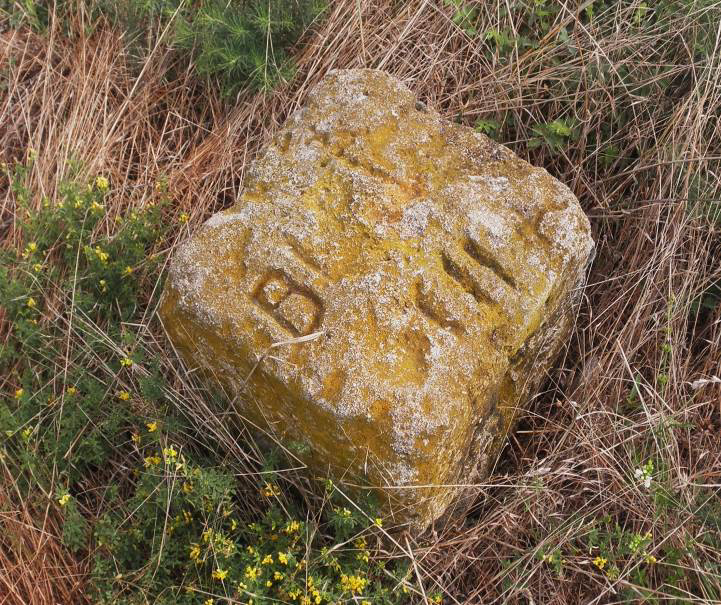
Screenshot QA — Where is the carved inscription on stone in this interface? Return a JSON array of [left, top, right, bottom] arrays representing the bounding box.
[[253, 271, 323, 336]]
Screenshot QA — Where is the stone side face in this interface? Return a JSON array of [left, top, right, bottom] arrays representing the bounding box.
[[159, 69, 594, 530]]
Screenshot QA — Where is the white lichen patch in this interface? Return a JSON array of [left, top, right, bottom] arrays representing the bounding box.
[[204, 212, 245, 228], [466, 207, 512, 247], [398, 200, 433, 238]]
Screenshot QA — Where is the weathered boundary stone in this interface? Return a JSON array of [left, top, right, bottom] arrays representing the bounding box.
[[159, 69, 594, 530]]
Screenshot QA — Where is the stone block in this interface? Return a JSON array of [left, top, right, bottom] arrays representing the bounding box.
[[159, 69, 594, 530]]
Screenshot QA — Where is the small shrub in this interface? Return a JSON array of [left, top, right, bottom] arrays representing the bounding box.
[[3, 0, 326, 97], [1, 159, 169, 490], [173, 0, 326, 95], [93, 453, 412, 604]]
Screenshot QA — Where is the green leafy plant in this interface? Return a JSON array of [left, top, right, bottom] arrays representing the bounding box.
[[2, 0, 326, 96], [474, 117, 501, 138], [529, 119, 577, 153], [444, 0, 479, 37], [1, 160, 168, 482], [173, 0, 326, 95], [93, 454, 413, 604]]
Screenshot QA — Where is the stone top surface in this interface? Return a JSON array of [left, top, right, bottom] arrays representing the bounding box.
[[161, 69, 593, 524]]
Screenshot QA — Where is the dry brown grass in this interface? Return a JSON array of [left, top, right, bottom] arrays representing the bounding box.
[[0, 465, 87, 604], [1, 1, 720, 603]]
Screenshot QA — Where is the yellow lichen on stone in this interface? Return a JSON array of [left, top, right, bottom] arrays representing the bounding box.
[[159, 69, 594, 531]]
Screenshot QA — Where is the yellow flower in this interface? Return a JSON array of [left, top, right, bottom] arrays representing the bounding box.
[[123, 266, 133, 276], [95, 176, 109, 191], [21, 242, 38, 259], [120, 357, 133, 367], [117, 390, 130, 401], [21, 427, 32, 439], [211, 568, 228, 581], [32, 263, 42, 272], [262, 554, 273, 565], [58, 493, 71, 506], [131, 432, 140, 444], [90, 200, 104, 213], [67, 386, 77, 396], [146, 421, 157, 432], [340, 574, 367, 594], [277, 552, 289, 565], [266, 580, 272, 587], [593, 556, 607, 570], [15, 388, 24, 399], [179, 212, 189, 224], [204, 599, 213, 605], [99, 279, 107, 293], [374, 517, 383, 527], [262, 483, 280, 498], [244, 565, 259, 580], [646, 554, 657, 564], [274, 571, 284, 580], [284, 520, 301, 534], [26, 297, 36, 308], [182, 481, 193, 494], [143, 455, 161, 467], [163, 446, 177, 459], [92, 246, 108, 263]]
